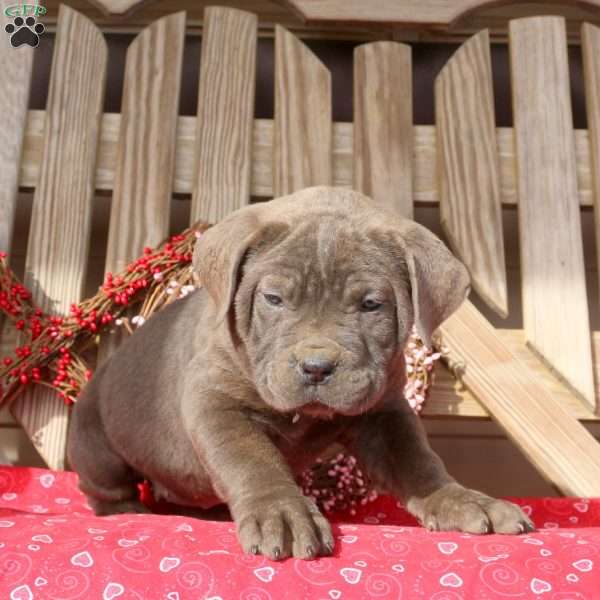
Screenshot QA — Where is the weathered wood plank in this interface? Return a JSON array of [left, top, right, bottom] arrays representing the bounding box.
[[10, 6, 107, 470], [191, 7, 257, 223], [582, 23, 600, 311], [353, 41, 412, 218], [0, 9, 32, 255], [441, 300, 600, 496], [274, 25, 332, 196], [423, 328, 600, 421], [510, 16, 594, 408], [435, 30, 507, 318], [105, 11, 185, 274], [278, 0, 600, 27], [18, 114, 598, 206]]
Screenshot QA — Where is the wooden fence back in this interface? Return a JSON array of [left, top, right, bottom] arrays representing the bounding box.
[[1, 7, 600, 495]]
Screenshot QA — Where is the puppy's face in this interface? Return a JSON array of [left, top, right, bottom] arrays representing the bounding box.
[[235, 220, 412, 416], [194, 187, 470, 418]]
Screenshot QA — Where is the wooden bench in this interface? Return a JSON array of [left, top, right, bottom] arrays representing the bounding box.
[[2, 3, 600, 495]]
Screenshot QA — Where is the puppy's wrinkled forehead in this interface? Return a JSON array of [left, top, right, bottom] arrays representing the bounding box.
[[255, 216, 390, 290]]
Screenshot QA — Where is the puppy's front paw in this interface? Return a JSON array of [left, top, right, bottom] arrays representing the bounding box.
[[419, 483, 535, 535], [235, 494, 334, 560]]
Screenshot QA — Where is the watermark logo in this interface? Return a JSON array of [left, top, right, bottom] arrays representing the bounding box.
[[4, 4, 46, 48]]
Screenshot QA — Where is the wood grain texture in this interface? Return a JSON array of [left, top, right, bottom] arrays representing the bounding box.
[[0, 0, 33, 255], [191, 7, 257, 223], [423, 328, 600, 421], [10, 6, 107, 470], [278, 0, 600, 26], [441, 300, 600, 496], [274, 25, 332, 196], [582, 23, 600, 310], [19, 114, 598, 206], [353, 42, 412, 218], [436, 30, 507, 318], [87, 0, 146, 15], [105, 11, 185, 274], [37, 0, 600, 43], [510, 16, 595, 408]]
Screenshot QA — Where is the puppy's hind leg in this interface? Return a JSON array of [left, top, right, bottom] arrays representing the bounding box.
[[67, 390, 148, 516]]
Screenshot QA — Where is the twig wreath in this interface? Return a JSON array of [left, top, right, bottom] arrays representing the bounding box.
[[0, 222, 445, 514]]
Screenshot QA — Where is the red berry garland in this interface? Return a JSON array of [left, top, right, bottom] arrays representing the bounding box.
[[0, 223, 210, 407]]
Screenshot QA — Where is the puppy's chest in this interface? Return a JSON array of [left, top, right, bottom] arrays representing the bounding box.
[[251, 412, 347, 469]]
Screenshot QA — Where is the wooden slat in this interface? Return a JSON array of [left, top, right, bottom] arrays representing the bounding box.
[[441, 301, 600, 496], [10, 6, 107, 470], [435, 30, 507, 318], [0, 1, 33, 254], [510, 16, 595, 408], [278, 0, 600, 26], [18, 114, 598, 206], [105, 11, 185, 274], [353, 42, 413, 218], [582, 23, 600, 310], [422, 329, 600, 421], [191, 7, 257, 223], [87, 0, 145, 14], [274, 25, 332, 196]]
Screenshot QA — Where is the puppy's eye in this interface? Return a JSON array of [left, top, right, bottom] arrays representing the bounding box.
[[263, 293, 283, 306], [361, 298, 383, 312]]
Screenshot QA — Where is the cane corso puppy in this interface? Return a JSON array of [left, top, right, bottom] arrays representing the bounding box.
[[68, 186, 533, 560]]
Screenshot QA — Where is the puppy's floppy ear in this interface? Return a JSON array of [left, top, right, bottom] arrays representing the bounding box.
[[399, 221, 470, 347], [193, 206, 287, 325]]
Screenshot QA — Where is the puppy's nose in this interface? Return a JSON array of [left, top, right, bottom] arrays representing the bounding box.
[[300, 357, 335, 384]]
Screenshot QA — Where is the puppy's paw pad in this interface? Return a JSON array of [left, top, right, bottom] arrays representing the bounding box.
[[237, 495, 333, 560], [421, 484, 534, 535]]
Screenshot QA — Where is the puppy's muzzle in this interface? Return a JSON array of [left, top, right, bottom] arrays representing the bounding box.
[[294, 340, 340, 385], [300, 356, 335, 384]]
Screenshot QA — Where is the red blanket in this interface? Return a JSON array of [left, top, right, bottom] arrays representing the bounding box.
[[1, 466, 599, 599]]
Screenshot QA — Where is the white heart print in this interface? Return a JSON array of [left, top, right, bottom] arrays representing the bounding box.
[[530, 578, 552, 594], [103, 582, 124, 600], [523, 537, 543, 546], [438, 542, 458, 555], [572, 559, 593, 572], [10, 585, 33, 600], [439, 572, 463, 588], [254, 567, 275, 583], [340, 568, 362, 585], [32, 534, 53, 544], [71, 551, 94, 568], [159, 557, 181, 573], [339, 535, 357, 544], [39, 473, 55, 488], [329, 591, 342, 599]]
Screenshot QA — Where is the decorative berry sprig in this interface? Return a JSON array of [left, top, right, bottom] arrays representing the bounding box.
[[300, 452, 379, 514], [0, 223, 210, 407]]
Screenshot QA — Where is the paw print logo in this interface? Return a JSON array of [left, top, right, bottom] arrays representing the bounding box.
[[5, 15, 44, 48]]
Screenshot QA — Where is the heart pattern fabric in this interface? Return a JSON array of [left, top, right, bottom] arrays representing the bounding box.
[[1, 466, 599, 598]]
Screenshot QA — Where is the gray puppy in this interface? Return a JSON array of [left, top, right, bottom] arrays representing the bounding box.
[[68, 186, 533, 560]]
